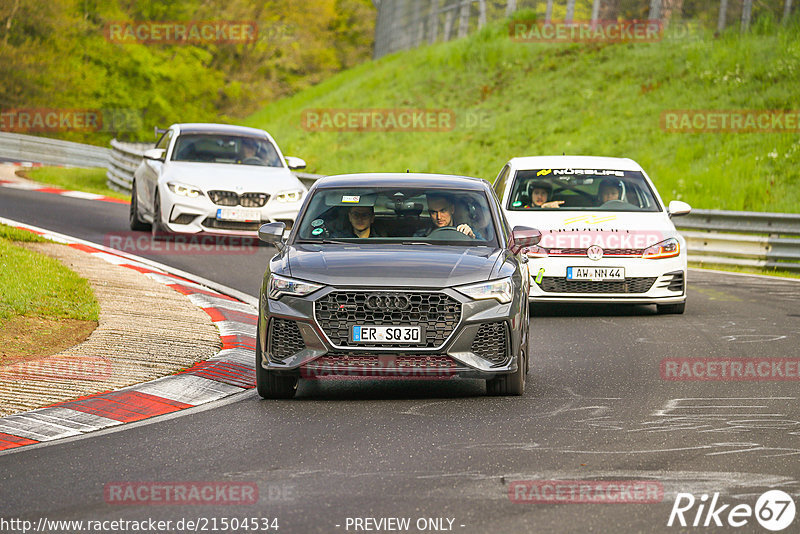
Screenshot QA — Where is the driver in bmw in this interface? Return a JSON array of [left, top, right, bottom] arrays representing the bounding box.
[[415, 193, 476, 238]]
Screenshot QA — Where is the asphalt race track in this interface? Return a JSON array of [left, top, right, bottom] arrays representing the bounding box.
[[1, 187, 799, 533]]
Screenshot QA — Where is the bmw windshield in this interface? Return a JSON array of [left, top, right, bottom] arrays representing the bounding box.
[[294, 187, 499, 246], [171, 134, 283, 167], [506, 169, 661, 212]]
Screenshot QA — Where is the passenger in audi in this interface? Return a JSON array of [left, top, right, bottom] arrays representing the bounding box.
[[335, 205, 383, 238], [415, 193, 477, 238]]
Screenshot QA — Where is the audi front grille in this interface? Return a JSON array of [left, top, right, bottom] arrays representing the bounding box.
[[315, 291, 461, 348]]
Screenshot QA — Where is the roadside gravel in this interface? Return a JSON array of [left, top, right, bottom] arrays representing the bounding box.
[[0, 242, 222, 416]]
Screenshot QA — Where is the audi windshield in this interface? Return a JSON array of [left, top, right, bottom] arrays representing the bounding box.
[[294, 187, 499, 246]]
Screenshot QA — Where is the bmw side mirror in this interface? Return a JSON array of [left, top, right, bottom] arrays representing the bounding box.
[[509, 226, 541, 255], [285, 156, 307, 170], [667, 200, 692, 217], [258, 222, 287, 249], [143, 148, 165, 162]]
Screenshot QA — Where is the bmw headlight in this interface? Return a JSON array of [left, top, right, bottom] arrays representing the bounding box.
[[455, 278, 513, 304], [268, 273, 323, 300], [167, 182, 203, 198], [643, 238, 680, 259], [276, 190, 303, 203]]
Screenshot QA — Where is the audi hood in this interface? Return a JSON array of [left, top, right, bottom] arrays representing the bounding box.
[[277, 244, 504, 287]]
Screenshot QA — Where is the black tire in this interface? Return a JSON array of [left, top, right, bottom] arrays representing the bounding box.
[[657, 302, 686, 315], [151, 191, 167, 239], [129, 182, 151, 231], [486, 346, 526, 396], [255, 323, 298, 399]]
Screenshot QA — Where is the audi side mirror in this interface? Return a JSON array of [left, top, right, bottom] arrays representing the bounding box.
[[258, 222, 286, 250], [509, 226, 541, 255]]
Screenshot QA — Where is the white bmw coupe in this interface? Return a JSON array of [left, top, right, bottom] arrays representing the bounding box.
[[130, 123, 308, 237]]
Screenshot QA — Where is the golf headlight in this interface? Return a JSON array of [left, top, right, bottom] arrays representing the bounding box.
[[167, 182, 203, 198], [268, 274, 323, 299], [643, 238, 680, 259], [455, 277, 513, 304], [276, 190, 303, 202]]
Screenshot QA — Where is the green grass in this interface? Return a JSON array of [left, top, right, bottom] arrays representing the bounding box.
[[19, 167, 129, 201], [690, 261, 800, 280], [0, 224, 48, 243], [244, 16, 800, 213], [0, 225, 99, 322]]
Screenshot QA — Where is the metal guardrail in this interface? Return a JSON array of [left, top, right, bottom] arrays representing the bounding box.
[[0, 131, 110, 168], [676, 209, 800, 272], [106, 140, 324, 193]]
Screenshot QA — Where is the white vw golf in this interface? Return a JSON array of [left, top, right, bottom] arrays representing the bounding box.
[[493, 156, 691, 314], [130, 123, 308, 236]]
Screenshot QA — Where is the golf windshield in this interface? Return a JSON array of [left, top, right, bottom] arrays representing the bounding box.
[[506, 169, 661, 212]]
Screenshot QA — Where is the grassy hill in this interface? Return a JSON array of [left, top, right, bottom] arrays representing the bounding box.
[[244, 15, 800, 213]]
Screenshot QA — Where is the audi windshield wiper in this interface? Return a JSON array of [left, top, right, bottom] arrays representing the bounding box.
[[296, 239, 354, 245], [399, 241, 433, 246]]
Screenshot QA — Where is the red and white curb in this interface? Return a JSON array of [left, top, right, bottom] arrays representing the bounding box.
[[0, 219, 259, 452], [0, 175, 128, 205]]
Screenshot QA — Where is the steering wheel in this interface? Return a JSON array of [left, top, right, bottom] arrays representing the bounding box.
[[242, 157, 263, 165], [426, 226, 472, 241], [600, 199, 637, 210], [552, 187, 595, 200]]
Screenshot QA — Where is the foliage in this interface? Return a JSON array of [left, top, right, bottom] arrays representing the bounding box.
[[244, 19, 800, 213], [0, 0, 375, 144]]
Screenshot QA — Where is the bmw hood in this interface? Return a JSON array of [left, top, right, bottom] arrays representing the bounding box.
[[162, 162, 306, 193], [281, 244, 502, 287]]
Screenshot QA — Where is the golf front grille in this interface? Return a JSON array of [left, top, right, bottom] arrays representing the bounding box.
[[471, 322, 509, 365], [538, 277, 657, 294], [268, 318, 306, 362], [315, 291, 461, 348], [547, 248, 645, 256]]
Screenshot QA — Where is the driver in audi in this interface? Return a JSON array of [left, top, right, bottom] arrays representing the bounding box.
[[414, 193, 477, 238]]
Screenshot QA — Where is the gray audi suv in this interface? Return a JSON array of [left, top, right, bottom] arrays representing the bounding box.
[[256, 173, 541, 399]]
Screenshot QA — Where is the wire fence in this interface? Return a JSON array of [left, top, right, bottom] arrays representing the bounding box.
[[372, 0, 795, 58]]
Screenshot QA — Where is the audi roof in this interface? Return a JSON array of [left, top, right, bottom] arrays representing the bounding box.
[[310, 172, 491, 190]]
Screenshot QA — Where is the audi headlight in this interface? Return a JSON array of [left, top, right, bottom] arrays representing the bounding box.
[[268, 273, 323, 300], [276, 190, 303, 203], [167, 182, 203, 198], [455, 277, 513, 304], [643, 238, 680, 259]]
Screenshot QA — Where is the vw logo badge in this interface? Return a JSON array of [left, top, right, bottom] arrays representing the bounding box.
[[587, 245, 604, 261], [366, 294, 410, 311]]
